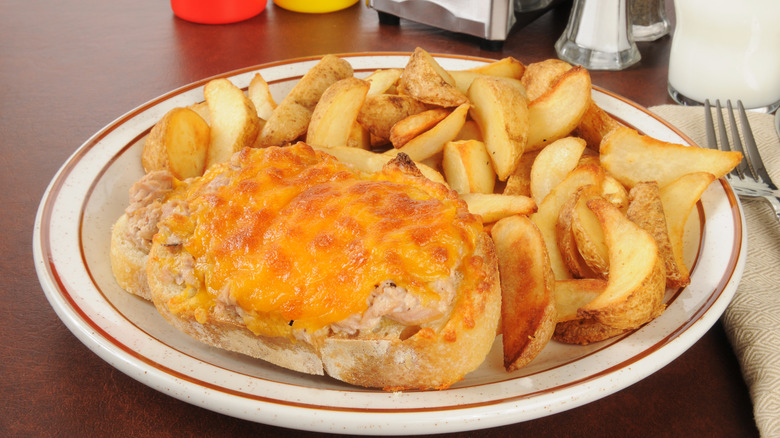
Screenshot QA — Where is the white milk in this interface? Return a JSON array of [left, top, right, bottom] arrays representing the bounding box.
[[668, 0, 780, 111]]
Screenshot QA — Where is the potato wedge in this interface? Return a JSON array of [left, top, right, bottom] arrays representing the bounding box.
[[554, 278, 607, 322], [520, 58, 573, 102], [491, 215, 556, 371], [346, 122, 371, 150], [626, 181, 687, 289], [385, 103, 469, 162], [247, 72, 277, 121], [455, 120, 483, 141], [459, 193, 536, 223], [188, 101, 210, 125], [442, 139, 496, 194], [468, 75, 529, 181], [572, 99, 621, 150], [306, 77, 370, 148], [389, 108, 451, 149], [397, 47, 468, 107], [578, 199, 666, 330], [530, 163, 605, 280], [204, 78, 262, 167], [557, 185, 601, 278], [449, 71, 525, 97], [364, 68, 403, 96], [659, 172, 717, 288], [503, 150, 540, 197], [465, 56, 525, 78], [600, 125, 742, 188], [601, 175, 630, 211], [530, 136, 587, 205], [553, 316, 629, 345], [142, 107, 210, 179], [357, 94, 430, 140], [571, 188, 610, 277], [312, 145, 446, 185], [526, 66, 592, 151], [256, 54, 353, 147]]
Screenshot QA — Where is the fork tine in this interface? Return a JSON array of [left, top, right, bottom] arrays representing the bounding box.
[[714, 100, 744, 178], [736, 100, 777, 189], [725, 100, 749, 178], [704, 99, 718, 150]]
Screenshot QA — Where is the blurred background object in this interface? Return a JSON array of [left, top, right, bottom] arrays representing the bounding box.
[[273, 0, 359, 13], [555, 0, 640, 70], [368, 0, 569, 50], [171, 0, 267, 24], [629, 0, 670, 41], [667, 0, 780, 112]]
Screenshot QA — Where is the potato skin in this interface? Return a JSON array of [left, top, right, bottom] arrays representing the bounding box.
[[142, 106, 210, 179]]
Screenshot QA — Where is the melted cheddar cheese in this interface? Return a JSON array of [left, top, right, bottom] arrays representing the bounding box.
[[159, 143, 482, 336]]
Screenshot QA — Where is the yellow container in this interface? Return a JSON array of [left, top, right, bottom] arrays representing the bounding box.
[[273, 0, 358, 13]]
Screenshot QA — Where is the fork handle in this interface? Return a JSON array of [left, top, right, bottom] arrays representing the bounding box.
[[763, 196, 780, 223]]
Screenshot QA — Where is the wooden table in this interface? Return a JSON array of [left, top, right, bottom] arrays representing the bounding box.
[[1, 0, 759, 435]]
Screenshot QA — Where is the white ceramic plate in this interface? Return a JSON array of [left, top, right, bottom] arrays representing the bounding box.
[[33, 53, 746, 435]]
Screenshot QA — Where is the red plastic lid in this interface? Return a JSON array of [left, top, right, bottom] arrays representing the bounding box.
[[171, 0, 267, 24]]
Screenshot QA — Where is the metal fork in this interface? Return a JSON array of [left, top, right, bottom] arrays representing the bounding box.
[[704, 99, 780, 222]]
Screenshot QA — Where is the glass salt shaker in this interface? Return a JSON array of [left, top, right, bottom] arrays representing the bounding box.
[[555, 0, 641, 70], [630, 0, 671, 41]]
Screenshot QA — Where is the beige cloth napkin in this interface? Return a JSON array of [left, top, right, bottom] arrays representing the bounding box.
[[650, 105, 780, 437]]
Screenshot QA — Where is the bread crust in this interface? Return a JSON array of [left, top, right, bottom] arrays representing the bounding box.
[[110, 213, 152, 300]]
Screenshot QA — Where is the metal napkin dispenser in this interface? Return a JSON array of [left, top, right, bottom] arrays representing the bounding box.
[[367, 0, 517, 50]]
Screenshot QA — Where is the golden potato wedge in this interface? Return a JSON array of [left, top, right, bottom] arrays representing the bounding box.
[[468, 75, 529, 181], [449, 71, 525, 97], [385, 103, 469, 162], [525, 66, 592, 151], [503, 150, 540, 197], [357, 94, 430, 140], [442, 140, 496, 194], [659, 172, 717, 288], [284, 54, 354, 111], [553, 316, 629, 345], [530, 136, 587, 205], [600, 125, 742, 188], [312, 145, 446, 185], [247, 72, 277, 121], [601, 175, 630, 211], [188, 101, 210, 125], [389, 108, 451, 149], [204, 78, 262, 167], [346, 122, 371, 150], [465, 56, 525, 78], [572, 99, 621, 150], [578, 199, 666, 330], [530, 163, 605, 280], [459, 193, 536, 223], [397, 47, 468, 107], [554, 278, 607, 322], [490, 215, 556, 371], [364, 68, 403, 96], [626, 181, 687, 289], [455, 120, 483, 141], [557, 185, 602, 278], [256, 54, 353, 147], [306, 77, 370, 148], [520, 58, 573, 102], [571, 188, 610, 277], [142, 107, 210, 179]]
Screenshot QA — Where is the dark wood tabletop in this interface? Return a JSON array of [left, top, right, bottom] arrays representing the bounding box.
[[1, 0, 759, 436]]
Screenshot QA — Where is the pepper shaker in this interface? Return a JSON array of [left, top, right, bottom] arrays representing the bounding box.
[[630, 0, 671, 41]]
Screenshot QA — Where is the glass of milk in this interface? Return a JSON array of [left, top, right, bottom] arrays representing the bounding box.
[[667, 0, 780, 113]]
